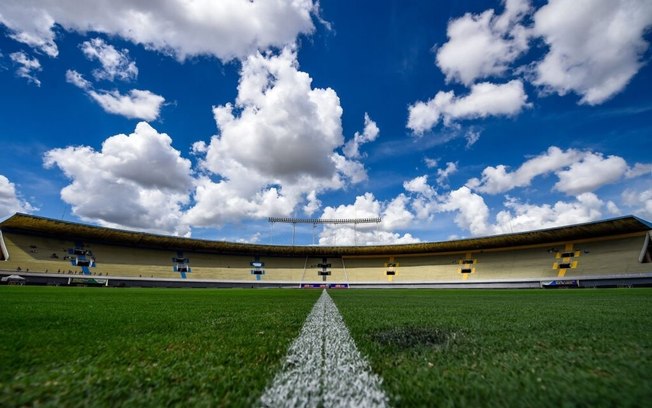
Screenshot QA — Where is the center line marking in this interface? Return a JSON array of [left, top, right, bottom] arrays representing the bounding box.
[[260, 290, 389, 407]]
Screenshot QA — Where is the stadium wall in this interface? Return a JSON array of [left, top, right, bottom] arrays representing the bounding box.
[[1, 213, 651, 288]]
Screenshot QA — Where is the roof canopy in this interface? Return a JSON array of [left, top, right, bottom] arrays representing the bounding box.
[[1, 213, 650, 257]]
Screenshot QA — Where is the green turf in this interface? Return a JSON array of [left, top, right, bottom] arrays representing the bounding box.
[[0, 287, 320, 407], [330, 289, 652, 407], [3, 287, 651, 407]]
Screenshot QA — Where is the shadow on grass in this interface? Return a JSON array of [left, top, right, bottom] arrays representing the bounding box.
[[370, 326, 458, 349]]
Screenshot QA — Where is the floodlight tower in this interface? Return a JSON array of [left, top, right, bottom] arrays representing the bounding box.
[[268, 217, 382, 245]]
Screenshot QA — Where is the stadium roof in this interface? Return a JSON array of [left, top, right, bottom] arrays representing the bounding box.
[[1, 213, 650, 257]]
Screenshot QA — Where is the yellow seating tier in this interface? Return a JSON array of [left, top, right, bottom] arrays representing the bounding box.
[[1, 231, 649, 282]]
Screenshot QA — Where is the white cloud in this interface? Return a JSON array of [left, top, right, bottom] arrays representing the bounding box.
[[436, 185, 609, 237], [303, 190, 321, 216], [65, 69, 91, 89], [0, 0, 317, 61], [332, 153, 368, 184], [436, 161, 458, 187], [382, 194, 416, 230], [436, 0, 530, 85], [532, 0, 652, 105], [0, 175, 35, 219], [468, 146, 583, 194], [1, 7, 59, 57], [407, 100, 440, 135], [403, 175, 441, 221], [399, 151, 650, 240], [622, 188, 652, 219], [410, 196, 436, 222], [318, 193, 419, 245], [9, 51, 41, 86], [184, 48, 365, 227], [424, 158, 438, 168], [464, 129, 481, 148], [43, 122, 193, 235], [188, 177, 296, 226], [81, 38, 138, 81], [397, 167, 628, 238], [553, 153, 628, 195], [626, 163, 652, 179], [86, 89, 165, 121], [66, 68, 164, 120], [493, 193, 607, 234], [203, 48, 342, 182], [343, 113, 379, 159], [438, 186, 491, 236], [469, 147, 647, 197], [404, 154, 628, 237], [606, 201, 621, 216], [407, 80, 529, 134], [404, 175, 436, 199]]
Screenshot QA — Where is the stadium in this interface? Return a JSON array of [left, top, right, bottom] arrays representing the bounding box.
[[1, 212, 651, 288], [1, 212, 652, 406], [2, 0, 652, 405]]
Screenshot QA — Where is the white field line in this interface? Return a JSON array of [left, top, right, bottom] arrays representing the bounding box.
[[260, 290, 388, 408]]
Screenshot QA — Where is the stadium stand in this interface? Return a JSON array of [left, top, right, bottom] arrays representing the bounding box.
[[1, 213, 651, 288], [1, 232, 79, 274]]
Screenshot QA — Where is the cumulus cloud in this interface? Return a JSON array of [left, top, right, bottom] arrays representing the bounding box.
[[438, 186, 492, 236], [468, 146, 583, 194], [66, 66, 164, 120], [404, 163, 457, 196], [553, 153, 628, 195], [81, 38, 138, 81], [184, 48, 365, 226], [622, 188, 652, 219], [532, 0, 652, 105], [343, 113, 379, 159], [86, 89, 165, 121], [303, 190, 321, 216], [318, 193, 418, 245], [416, 0, 652, 131], [65, 69, 164, 120], [407, 80, 529, 134], [9, 51, 41, 86], [331, 167, 628, 241], [404, 175, 440, 220], [402, 149, 642, 237], [331, 153, 368, 184], [468, 146, 647, 196], [404, 175, 436, 199], [1, 6, 59, 57], [436, 0, 530, 85], [437, 186, 609, 236], [408, 1, 533, 137], [43, 122, 193, 235], [0, 175, 35, 219], [203, 48, 342, 181], [188, 177, 297, 226], [493, 193, 608, 234], [0, 0, 317, 61]]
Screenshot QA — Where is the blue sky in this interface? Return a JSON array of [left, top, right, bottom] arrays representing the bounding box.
[[0, 0, 651, 245]]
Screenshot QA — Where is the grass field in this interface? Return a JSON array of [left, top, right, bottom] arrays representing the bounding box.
[[331, 289, 652, 407], [1, 287, 651, 407], [0, 287, 320, 407]]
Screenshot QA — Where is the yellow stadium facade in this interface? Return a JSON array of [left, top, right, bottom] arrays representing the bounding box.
[[1, 213, 651, 289]]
